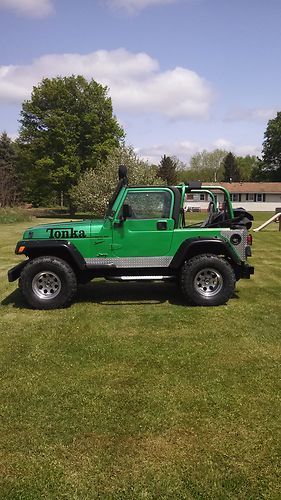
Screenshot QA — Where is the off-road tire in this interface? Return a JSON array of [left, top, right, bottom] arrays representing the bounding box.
[[181, 254, 236, 306], [19, 256, 77, 310]]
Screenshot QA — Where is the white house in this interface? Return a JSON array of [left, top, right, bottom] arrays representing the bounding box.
[[184, 182, 281, 212]]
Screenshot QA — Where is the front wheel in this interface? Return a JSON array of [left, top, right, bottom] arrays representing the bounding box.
[[181, 254, 236, 306], [19, 256, 77, 309]]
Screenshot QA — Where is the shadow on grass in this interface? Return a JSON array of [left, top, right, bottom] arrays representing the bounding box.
[[2, 281, 189, 309], [1, 288, 27, 309], [77, 281, 239, 306], [77, 281, 188, 306]]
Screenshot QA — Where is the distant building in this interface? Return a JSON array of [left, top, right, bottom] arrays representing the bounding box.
[[184, 182, 281, 212]]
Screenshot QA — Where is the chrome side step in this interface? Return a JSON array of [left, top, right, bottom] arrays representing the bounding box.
[[106, 275, 175, 282]]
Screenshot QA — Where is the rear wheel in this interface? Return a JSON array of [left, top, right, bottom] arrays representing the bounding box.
[[181, 254, 236, 306], [19, 256, 77, 309]]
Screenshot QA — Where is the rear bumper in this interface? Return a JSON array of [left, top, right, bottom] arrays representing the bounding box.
[[8, 260, 28, 282]]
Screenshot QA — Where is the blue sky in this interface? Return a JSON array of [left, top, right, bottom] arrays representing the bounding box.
[[0, 0, 280, 163]]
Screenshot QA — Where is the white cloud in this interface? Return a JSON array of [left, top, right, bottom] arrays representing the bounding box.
[[0, 0, 188, 17], [136, 138, 261, 164], [137, 140, 201, 163], [233, 144, 261, 156], [225, 107, 278, 122], [107, 0, 177, 13], [0, 49, 213, 120], [212, 138, 260, 157], [0, 0, 53, 17], [213, 138, 232, 150]]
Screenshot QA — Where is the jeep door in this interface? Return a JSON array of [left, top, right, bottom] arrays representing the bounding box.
[[112, 188, 174, 257]]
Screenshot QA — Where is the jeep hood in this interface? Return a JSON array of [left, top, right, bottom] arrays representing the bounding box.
[[22, 219, 105, 240]]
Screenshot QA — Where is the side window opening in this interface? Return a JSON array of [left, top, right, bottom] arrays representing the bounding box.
[[121, 191, 172, 219]]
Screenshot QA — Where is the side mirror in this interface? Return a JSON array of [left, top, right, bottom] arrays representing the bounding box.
[[122, 204, 132, 220], [114, 204, 133, 227]]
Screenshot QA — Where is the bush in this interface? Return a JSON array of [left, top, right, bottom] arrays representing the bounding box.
[[70, 146, 160, 216]]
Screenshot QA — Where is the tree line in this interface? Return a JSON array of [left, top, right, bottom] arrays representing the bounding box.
[[1, 75, 281, 212]]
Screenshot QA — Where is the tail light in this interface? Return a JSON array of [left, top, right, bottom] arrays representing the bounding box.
[[247, 234, 253, 246]]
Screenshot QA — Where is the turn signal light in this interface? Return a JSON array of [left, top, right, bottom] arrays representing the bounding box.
[[247, 234, 253, 246], [18, 245, 26, 253]]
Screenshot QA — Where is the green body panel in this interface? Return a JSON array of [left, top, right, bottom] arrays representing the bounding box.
[[19, 185, 242, 262], [112, 218, 175, 257], [170, 228, 221, 255]]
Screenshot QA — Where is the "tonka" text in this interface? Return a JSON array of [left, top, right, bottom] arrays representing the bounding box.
[[46, 228, 86, 239]]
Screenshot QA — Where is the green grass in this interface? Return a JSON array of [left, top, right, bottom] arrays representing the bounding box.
[[0, 214, 281, 499], [0, 208, 33, 224]]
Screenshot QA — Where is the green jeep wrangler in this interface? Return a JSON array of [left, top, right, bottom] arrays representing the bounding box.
[[8, 166, 254, 309]]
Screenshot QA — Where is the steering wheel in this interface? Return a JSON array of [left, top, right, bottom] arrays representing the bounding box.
[[202, 201, 216, 227]]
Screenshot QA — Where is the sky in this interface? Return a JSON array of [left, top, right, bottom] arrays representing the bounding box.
[[0, 0, 280, 164]]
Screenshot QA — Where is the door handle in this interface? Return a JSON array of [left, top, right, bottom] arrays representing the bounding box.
[[157, 221, 167, 230]]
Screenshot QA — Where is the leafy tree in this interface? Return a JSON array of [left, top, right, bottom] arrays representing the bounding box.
[[0, 132, 20, 207], [158, 155, 178, 185], [236, 155, 259, 181], [223, 152, 240, 182], [0, 131, 15, 163], [258, 112, 281, 181], [250, 159, 268, 181], [177, 149, 227, 182], [70, 145, 159, 216], [17, 75, 125, 206]]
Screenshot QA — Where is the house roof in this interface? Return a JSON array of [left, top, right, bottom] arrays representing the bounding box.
[[202, 182, 281, 193]]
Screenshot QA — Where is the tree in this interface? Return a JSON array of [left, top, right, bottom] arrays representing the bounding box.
[[0, 132, 20, 207], [250, 159, 268, 181], [182, 149, 228, 182], [158, 155, 178, 185], [258, 112, 281, 181], [17, 75, 125, 206], [70, 145, 159, 216], [236, 155, 259, 181], [223, 152, 240, 182]]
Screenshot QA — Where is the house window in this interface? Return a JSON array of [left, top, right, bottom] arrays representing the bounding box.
[[257, 193, 263, 202], [200, 193, 205, 201], [246, 193, 255, 201]]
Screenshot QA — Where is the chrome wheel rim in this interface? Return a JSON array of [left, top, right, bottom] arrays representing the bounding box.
[[32, 271, 61, 300], [194, 267, 223, 297]]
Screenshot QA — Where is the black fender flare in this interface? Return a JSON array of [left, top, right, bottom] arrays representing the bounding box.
[[15, 240, 86, 270], [169, 237, 240, 269], [8, 260, 29, 282]]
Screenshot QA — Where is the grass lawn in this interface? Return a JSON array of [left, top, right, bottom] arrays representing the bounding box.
[[0, 214, 280, 499]]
